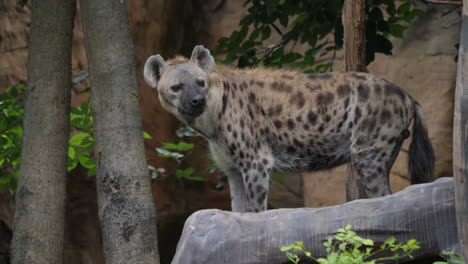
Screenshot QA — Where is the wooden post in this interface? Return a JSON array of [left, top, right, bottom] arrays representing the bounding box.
[[454, 1, 468, 261], [342, 0, 368, 201]]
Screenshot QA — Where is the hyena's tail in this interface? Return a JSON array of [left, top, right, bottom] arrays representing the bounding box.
[[408, 102, 435, 184]]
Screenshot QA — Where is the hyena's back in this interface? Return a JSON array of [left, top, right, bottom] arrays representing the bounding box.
[[221, 70, 427, 195]]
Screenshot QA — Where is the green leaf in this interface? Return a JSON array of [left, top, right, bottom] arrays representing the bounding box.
[[0, 118, 7, 132], [78, 155, 96, 169], [69, 133, 91, 146], [155, 148, 183, 159], [143, 131, 152, 139], [176, 127, 199, 137], [261, 26, 271, 40], [186, 175, 206, 181], [176, 167, 194, 178], [70, 107, 82, 115], [87, 166, 96, 177], [162, 141, 194, 151], [68, 146, 77, 159]]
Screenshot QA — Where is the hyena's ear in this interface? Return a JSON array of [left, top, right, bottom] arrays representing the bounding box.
[[144, 55, 167, 88], [190, 45, 215, 74]]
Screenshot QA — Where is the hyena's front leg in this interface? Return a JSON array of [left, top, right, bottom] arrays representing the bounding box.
[[226, 169, 249, 212], [240, 159, 273, 212]]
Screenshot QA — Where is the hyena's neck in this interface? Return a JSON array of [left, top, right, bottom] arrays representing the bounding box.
[[188, 65, 246, 141]]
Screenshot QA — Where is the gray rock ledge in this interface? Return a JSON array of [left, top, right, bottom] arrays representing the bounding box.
[[172, 177, 457, 264]]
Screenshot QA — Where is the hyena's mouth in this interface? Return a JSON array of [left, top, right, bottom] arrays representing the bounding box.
[[178, 107, 205, 118]]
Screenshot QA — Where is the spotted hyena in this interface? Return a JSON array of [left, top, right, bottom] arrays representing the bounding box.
[[144, 45, 435, 212]]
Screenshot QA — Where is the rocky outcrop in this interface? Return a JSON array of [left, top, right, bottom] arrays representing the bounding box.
[[173, 178, 457, 264]]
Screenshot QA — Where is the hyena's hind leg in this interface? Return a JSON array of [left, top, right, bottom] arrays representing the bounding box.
[[350, 130, 409, 198]]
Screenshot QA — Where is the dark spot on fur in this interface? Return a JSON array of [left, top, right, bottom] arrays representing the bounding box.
[[227, 124, 232, 132], [296, 115, 303, 122], [354, 107, 362, 123], [356, 136, 365, 146], [305, 83, 322, 92], [388, 137, 396, 144], [290, 91, 305, 108], [287, 146, 296, 153], [287, 119, 295, 129], [271, 81, 293, 93], [274, 120, 282, 129], [307, 111, 318, 125], [318, 125, 324, 132], [402, 129, 410, 139], [248, 92, 256, 103], [342, 112, 348, 122], [357, 84, 370, 102], [281, 74, 294, 80], [221, 94, 228, 115], [316, 92, 334, 105], [337, 84, 351, 97], [377, 167, 383, 173], [293, 139, 304, 149], [257, 81, 265, 88], [323, 115, 331, 122], [375, 85, 382, 95], [384, 83, 406, 101], [248, 105, 254, 120], [380, 109, 392, 123], [303, 124, 310, 130]]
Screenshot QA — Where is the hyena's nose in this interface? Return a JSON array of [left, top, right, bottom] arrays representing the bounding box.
[[190, 95, 206, 107]]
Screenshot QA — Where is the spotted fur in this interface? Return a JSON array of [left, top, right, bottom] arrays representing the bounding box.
[[144, 45, 435, 213]]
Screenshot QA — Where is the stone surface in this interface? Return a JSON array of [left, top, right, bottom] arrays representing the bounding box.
[[173, 178, 457, 264]]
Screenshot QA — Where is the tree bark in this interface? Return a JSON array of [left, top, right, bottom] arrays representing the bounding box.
[[342, 0, 368, 201], [342, 0, 368, 72], [454, 1, 468, 261], [79, 0, 160, 263], [10, 0, 75, 263]]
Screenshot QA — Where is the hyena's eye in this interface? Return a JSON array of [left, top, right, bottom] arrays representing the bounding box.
[[196, 80, 205, 87], [170, 84, 182, 93]]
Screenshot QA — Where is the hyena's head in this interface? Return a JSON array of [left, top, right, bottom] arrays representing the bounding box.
[[144, 45, 215, 119]]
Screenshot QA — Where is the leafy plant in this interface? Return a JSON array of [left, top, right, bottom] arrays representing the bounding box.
[[281, 225, 420, 264], [435, 251, 465, 264], [215, 0, 423, 71], [0, 84, 26, 193], [0, 82, 156, 193]]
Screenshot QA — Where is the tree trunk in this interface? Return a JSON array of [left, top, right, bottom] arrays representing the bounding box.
[[10, 0, 75, 263], [454, 1, 468, 261], [342, 0, 368, 72], [342, 0, 368, 201], [79, 0, 160, 263]]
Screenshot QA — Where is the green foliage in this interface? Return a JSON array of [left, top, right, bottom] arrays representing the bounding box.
[[215, 0, 423, 71], [281, 225, 420, 264], [68, 102, 95, 176], [0, 82, 157, 193], [0, 84, 26, 193], [434, 251, 465, 264], [153, 127, 208, 182]]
